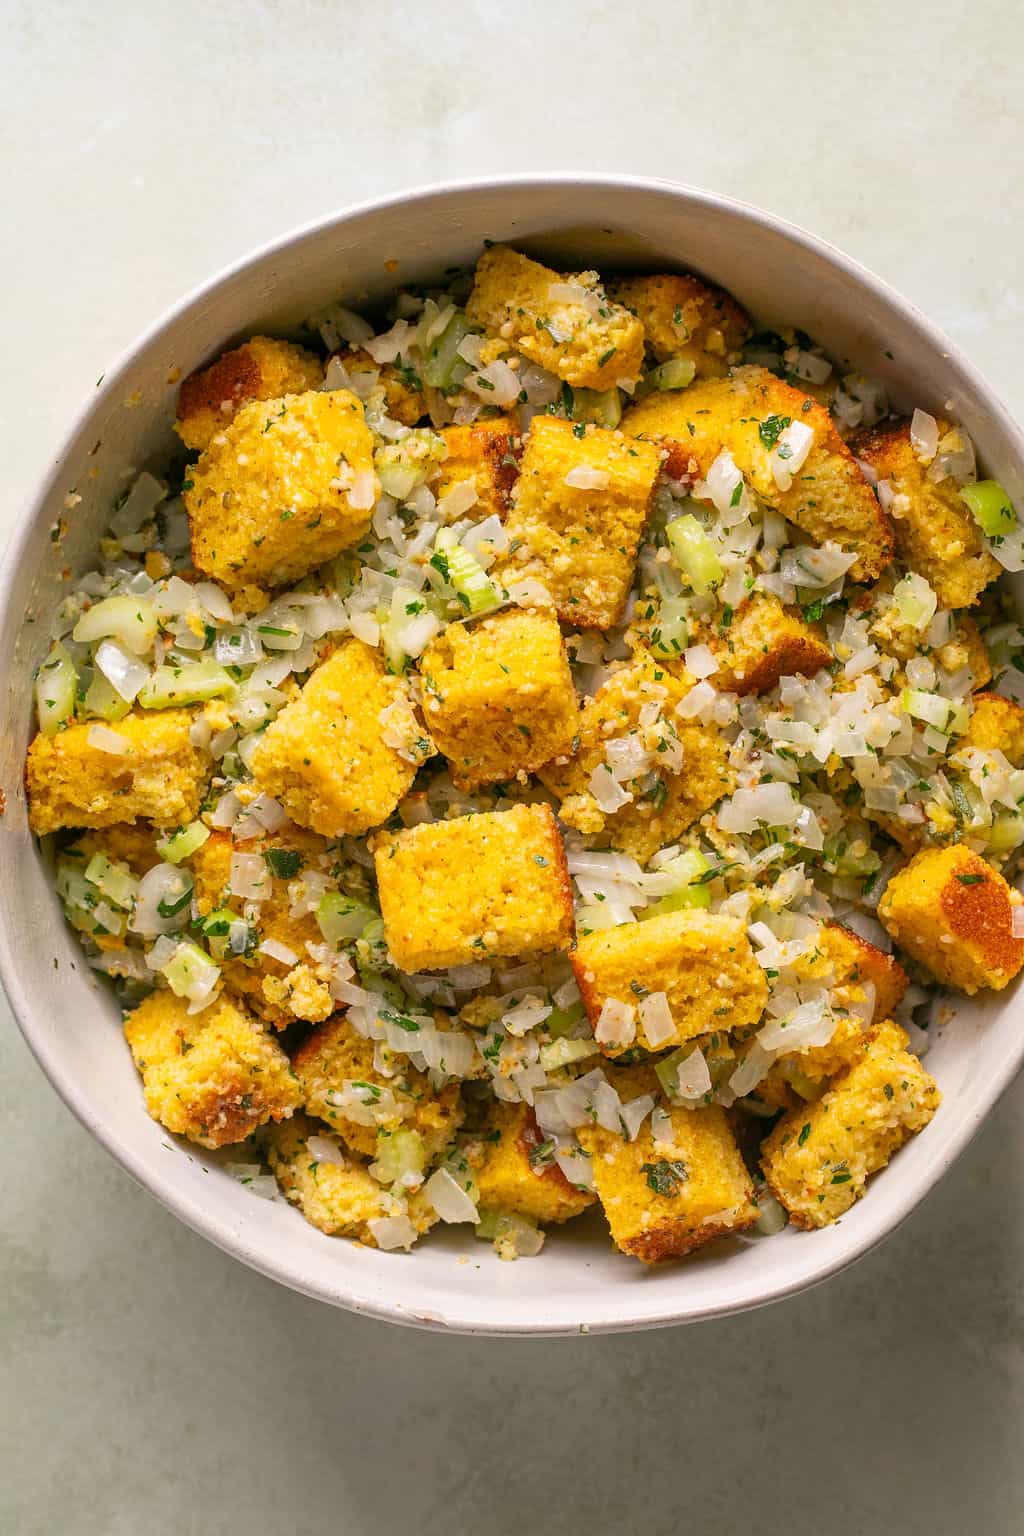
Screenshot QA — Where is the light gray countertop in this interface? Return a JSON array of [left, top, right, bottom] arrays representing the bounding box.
[[3, 2, 1023, 1531]]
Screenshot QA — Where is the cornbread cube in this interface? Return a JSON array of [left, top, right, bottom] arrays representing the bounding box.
[[266, 1113, 438, 1243], [373, 803, 574, 972], [577, 1067, 757, 1262], [334, 347, 426, 426], [292, 1013, 464, 1161], [249, 640, 426, 838], [419, 610, 580, 790], [624, 366, 892, 582], [963, 692, 1024, 765], [123, 990, 300, 1149], [184, 389, 378, 589], [878, 845, 1024, 994], [65, 821, 162, 875], [539, 646, 732, 861], [433, 415, 521, 521], [698, 592, 832, 694], [572, 909, 768, 1055], [948, 615, 993, 689], [852, 418, 999, 608], [174, 335, 324, 452], [761, 1020, 940, 1228], [493, 416, 659, 628], [470, 1102, 595, 1225], [609, 273, 750, 377], [26, 709, 210, 835], [190, 828, 334, 1027], [466, 245, 645, 389]]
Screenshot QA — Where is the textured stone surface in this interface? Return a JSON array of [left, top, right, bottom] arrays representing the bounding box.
[[3, 1, 1023, 1530]]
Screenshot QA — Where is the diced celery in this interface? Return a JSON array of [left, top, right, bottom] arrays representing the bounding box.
[[960, 479, 1017, 538], [538, 1036, 599, 1071], [902, 688, 954, 731], [316, 892, 377, 946], [827, 841, 881, 879], [572, 387, 623, 428], [650, 359, 696, 392], [545, 1000, 585, 1039], [138, 660, 235, 708], [892, 573, 937, 633], [989, 812, 1024, 853], [642, 849, 713, 917], [161, 939, 219, 1001], [157, 821, 210, 864], [375, 429, 447, 501], [35, 644, 77, 736], [433, 532, 502, 615], [654, 1047, 689, 1099], [83, 669, 131, 722], [372, 1128, 426, 1186], [421, 310, 473, 389], [649, 595, 689, 658], [56, 862, 98, 931], [199, 906, 240, 959], [666, 515, 723, 595], [73, 594, 157, 656], [84, 853, 137, 910]]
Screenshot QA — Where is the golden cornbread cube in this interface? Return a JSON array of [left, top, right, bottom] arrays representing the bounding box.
[[334, 347, 425, 426], [963, 691, 1024, 765], [878, 845, 1024, 994], [249, 640, 425, 838], [493, 416, 659, 628], [174, 335, 324, 452], [292, 1013, 464, 1162], [761, 1020, 940, 1228], [266, 1113, 438, 1243], [433, 415, 521, 521], [466, 245, 645, 389], [948, 615, 992, 689], [26, 709, 210, 835], [65, 821, 163, 875], [624, 366, 892, 582], [184, 389, 378, 589], [470, 1102, 595, 1225], [572, 909, 768, 1055], [852, 417, 999, 608], [539, 646, 732, 861], [373, 803, 574, 972], [577, 1067, 757, 1262], [123, 990, 300, 1150], [419, 609, 580, 790], [609, 273, 750, 377], [698, 592, 832, 694], [190, 828, 334, 1027]]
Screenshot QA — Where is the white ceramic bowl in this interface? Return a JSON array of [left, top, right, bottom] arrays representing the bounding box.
[[3, 176, 1023, 1335]]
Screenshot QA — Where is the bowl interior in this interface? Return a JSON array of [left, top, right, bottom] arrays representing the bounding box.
[[2, 177, 1022, 1334]]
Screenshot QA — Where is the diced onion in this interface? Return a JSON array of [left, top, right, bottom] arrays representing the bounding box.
[[424, 1167, 479, 1223]]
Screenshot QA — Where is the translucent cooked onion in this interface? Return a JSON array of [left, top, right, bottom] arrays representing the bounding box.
[[424, 1167, 479, 1223], [718, 782, 800, 831], [675, 1047, 712, 1100], [590, 763, 633, 812], [95, 639, 149, 702], [638, 991, 674, 1048], [85, 723, 130, 754], [910, 408, 940, 463]]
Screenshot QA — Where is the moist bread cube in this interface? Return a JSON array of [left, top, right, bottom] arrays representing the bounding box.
[[26, 709, 210, 835], [266, 1113, 437, 1243], [493, 416, 659, 628], [175, 336, 324, 452], [64, 821, 163, 876], [419, 609, 580, 790], [373, 803, 573, 972], [184, 389, 378, 589], [878, 845, 1024, 994], [292, 1013, 464, 1161], [761, 1020, 940, 1228], [123, 990, 300, 1149], [576, 1066, 757, 1261], [434, 416, 521, 521], [572, 909, 768, 1055], [189, 827, 334, 1027], [962, 692, 1024, 765], [334, 348, 426, 426], [624, 366, 892, 582], [539, 646, 732, 861], [466, 245, 645, 389], [609, 273, 750, 377], [470, 1102, 595, 1225], [698, 592, 832, 694], [852, 417, 1000, 608], [249, 640, 424, 838]]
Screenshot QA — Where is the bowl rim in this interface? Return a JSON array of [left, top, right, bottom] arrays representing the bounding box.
[[4, 171, 1023, 1335]]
